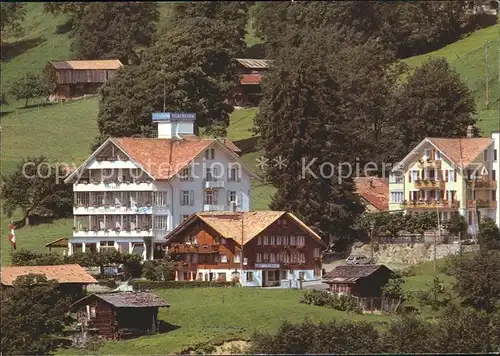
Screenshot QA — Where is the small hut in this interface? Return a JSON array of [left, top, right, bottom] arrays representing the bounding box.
[[44, 60, 123, 100], [322, 265, 393, 298], [71, 292, 170, 340]]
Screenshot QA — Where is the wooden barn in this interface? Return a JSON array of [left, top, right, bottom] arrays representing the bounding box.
[[71, 292, 170, 340], [322, 265, 393, 298], [44, 59, 123, 100], [0, 264, 98, 301], [228, 58, 270, 107]]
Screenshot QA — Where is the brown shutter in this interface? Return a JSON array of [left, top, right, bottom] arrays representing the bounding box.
[[454, 170, 457, 182], [444, 170, 448, 182], [408, 171, 412, 183]]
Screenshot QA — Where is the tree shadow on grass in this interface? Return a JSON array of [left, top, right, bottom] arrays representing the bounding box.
[[1, 37, 46, 62], [158, 320, 181, 334]]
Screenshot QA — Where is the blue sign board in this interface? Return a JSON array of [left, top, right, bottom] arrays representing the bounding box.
[[152, 112, 196, 121]]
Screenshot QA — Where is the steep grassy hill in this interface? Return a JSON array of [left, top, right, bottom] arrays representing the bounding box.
[[404, 24, 500, 136]]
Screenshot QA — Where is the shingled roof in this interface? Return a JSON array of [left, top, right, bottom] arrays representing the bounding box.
[[322, 265, 392, 284], [426, 137, 493, 167], [354, 177, 389, 211], [1, 264, 98, 286], [73, 292, 170, 309], [236, 58, 270, 69], [48, 60, 123, 70], [165, 211, 324, 246]]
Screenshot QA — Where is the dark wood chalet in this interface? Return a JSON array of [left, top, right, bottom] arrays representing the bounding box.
[[0, 264, 98, 302], [228, 58, 270, 107], [44, 60, 123, 100], [164, 211, 325, 287], [322, 265, 394, 298], [71, 292, 170, 340]]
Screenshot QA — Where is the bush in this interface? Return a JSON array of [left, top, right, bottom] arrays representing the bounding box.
[[141, 260, 175, 281], [300, 290, 362, 313], [132, 280, 235, 290]]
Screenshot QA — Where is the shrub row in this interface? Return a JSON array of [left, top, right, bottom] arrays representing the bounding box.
[[300, 289, 362, 313], [132, 280, 235, 290]]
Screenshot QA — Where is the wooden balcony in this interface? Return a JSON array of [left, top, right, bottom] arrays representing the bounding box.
[[401, 200, 460, 210], [421, 159, 442, 169], [168, 243, 220, 254], [467, 200, 497, 209], [467, 178, 497, 189], [414, 180, 445, 190]]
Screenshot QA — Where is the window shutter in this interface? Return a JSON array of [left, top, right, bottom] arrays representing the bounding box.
[[444, 170, 448, 182], [190, 190, 194, 205], [454, 170, 457, 182], [408, 172, 412, 183]]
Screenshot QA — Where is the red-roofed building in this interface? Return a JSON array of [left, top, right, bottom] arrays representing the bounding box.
[[390, 126, 500, 234], [65, 112, 258, 260], [228, 58, 270, 107], [354, 177, 389, 212]]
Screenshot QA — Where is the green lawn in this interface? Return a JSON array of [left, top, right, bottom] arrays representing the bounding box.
[[403, 24, 500, 136], [57, 288, 391, 355], [403, 259, 454, 293], [1, 3, 73, 96]]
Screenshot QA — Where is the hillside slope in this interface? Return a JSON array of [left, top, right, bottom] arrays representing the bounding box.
[[404, 24, 500, 136]]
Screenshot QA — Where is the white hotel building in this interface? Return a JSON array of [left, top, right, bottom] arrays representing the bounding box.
[[64, 112, 256, 259]]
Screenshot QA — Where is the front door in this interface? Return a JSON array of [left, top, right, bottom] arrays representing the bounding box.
[[262, 270, 267, 286]]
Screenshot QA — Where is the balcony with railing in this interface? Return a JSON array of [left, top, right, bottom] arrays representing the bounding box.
[[419, 159, 442, 169], [168, 243, 221, 254], [414, 179, 445, 190], [467, 200, 497, 209], [466, 178, 497, 189], [400, 200, 460, 210], [203, 179, 225, 189], [203, 204, 226, 212]]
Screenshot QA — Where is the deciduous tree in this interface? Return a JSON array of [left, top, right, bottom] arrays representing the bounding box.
[[1, 156, 72, 225], [0, 3, 26, 37], [0, 274, 71, 355], [9, 72, 50, 107]]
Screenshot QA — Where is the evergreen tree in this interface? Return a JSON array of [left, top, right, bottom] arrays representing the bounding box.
[[392, 57, 477, 158], [95, 2, 249, 147], [255, 29, 366, 243], [71, 2, 159, 64]]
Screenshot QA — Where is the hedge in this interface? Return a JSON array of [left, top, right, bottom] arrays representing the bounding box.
[[132, 280, 235, 290]]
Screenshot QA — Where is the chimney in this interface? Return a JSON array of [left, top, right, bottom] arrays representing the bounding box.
[[152, 112, 196, 139], [467, 125, 474, 138]]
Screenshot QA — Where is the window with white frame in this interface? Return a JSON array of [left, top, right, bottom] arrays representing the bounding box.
[[290, 236, 297, 245], [246, 271, 254, 282], [256, 253, 262, 262], [243, 257, 248, 265], [234, 254, 240, 263], [297, 236, 305, 246], [390, 191, 404, 203], [154, 216, 168, 230], [76, 192, 89, 206], [257, 236, 262, 245], [282, 236, 288, 245], [270, 236, 276, 245], [153, 191, 167, 206], [411, 170, 418, 181], [220, 254, 228, 263], [314, 248, 320, 258], [299, 253, 306, 263], [276, 236, 282, 245], [269, 253, 276, 263], [263, 236, 269, 245], [204, 190, 215, 205], [292, 252, 298, 263], [229, 167, 240, 182], [180, 190, 194, 206], [100, 241, 114, 251], [228, 191, 237, 204], [180, 167, 191, 181], [263, 252, 269, 261]]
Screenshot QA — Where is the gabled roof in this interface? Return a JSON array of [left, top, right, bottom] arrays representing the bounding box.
[[354, 177, 389, 211], [65, 136, 254, 183], [72, 292, 170, 309], [236, 58, 270, 69], [322, 265, 392, 284], [165, 211, 324, 246], [393, 137, 494, 172], [48, 60, 123, 70], [1, 264, 98, 286], [240, 74, 262, 85]]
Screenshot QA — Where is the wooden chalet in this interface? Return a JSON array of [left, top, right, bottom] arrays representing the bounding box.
[[164, 211, 325, 287], [0, 264, 98, 301], [228, 58, 270, 107], [71, 292, 170, 340], [322, 264, 393, 298], [44, 60, 123, 100]]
